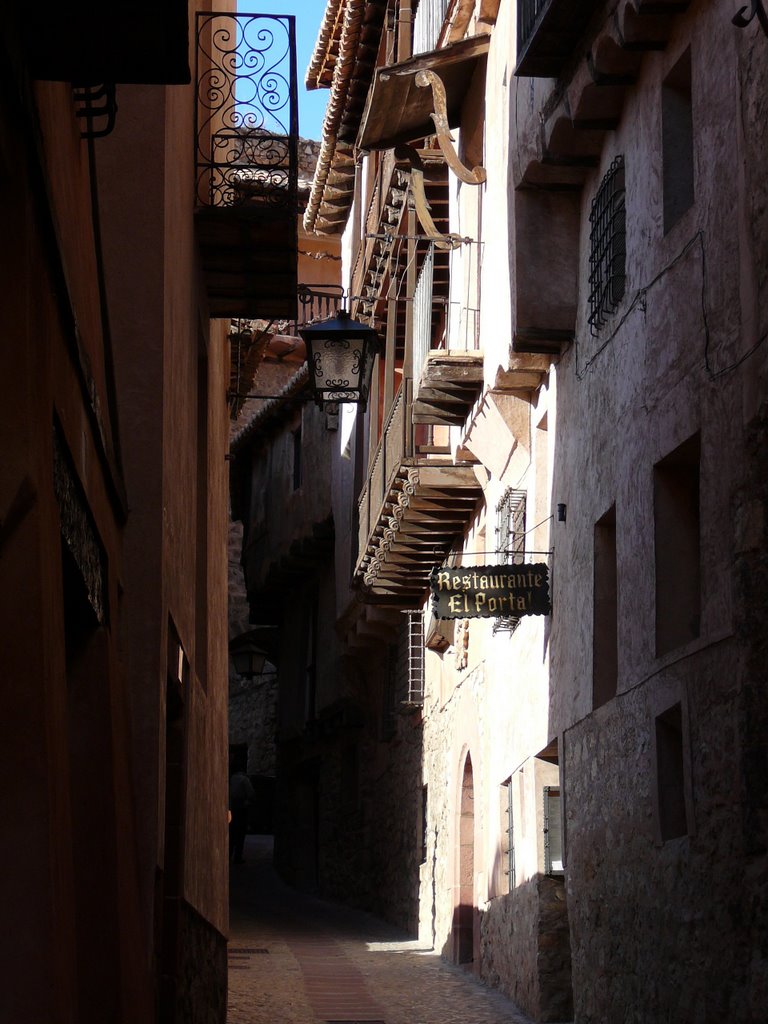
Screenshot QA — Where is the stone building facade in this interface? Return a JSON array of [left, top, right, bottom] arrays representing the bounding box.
[[291, 1, 768, 1022]]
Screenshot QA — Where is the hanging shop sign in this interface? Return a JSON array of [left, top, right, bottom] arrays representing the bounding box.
[[430, 563, 551, 619]]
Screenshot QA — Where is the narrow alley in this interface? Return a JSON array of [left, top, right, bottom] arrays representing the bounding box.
[[227, 836, 537, 1024]]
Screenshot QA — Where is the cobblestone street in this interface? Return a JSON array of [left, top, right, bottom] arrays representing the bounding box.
[[227, 836, 535, 1024]]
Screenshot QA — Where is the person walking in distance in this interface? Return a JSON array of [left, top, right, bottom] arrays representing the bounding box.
[[229, 767, 256, 864]]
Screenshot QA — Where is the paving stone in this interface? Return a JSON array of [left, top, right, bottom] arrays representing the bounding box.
[[227, 836, 535, 1024]]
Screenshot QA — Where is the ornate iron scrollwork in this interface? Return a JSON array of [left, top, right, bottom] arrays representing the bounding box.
[[733, 1, 768, 35], [195, 12, 297, 209]]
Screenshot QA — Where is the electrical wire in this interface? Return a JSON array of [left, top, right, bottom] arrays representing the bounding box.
[[576, 229, 768, 381]]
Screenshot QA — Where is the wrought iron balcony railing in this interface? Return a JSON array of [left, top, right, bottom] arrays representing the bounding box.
[[412, 0, 450, 57], [195, 12, 298, 210], [194, 11, 299, 318], [276, 284, 346, 338], [516, 0, 598, 78]]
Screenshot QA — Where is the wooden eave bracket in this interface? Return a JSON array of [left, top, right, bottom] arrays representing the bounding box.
[[414, 69, 487, 186], [396, 144, 462, 250]]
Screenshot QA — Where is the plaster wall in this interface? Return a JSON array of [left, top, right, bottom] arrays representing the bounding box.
[[414, 4, 573, 1017], [418, 384, 562, 1017], [98, 59, 229, 1022], [0, 88, 142, 1023], [97, 83, 169, 946]]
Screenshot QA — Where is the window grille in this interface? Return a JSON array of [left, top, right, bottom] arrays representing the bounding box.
[[387, 612, 425, 718], [404, 610, 425, 705], [543, 786, 564, 875], [505, 780, 515, 891], [494, 489, 526, 634], [588, 155, 626, 335]]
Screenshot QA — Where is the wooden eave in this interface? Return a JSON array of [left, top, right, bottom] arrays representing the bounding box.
[[355, 462, 482, 601], [306, 0, 345, 89], [304, 1, 388, 234], [357, 34, 490, 152]]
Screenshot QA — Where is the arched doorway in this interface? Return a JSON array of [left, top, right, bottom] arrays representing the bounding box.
[[454, 752, 475, 965]]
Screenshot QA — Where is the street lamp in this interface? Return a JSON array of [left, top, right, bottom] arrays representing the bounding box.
[[229, 632, 273, 679], [231, 646, 267, 679], [299, 309, 380, 409]]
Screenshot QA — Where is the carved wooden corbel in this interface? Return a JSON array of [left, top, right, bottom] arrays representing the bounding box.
[[414, 69, 487, 186], [396, 144, 462, 250]]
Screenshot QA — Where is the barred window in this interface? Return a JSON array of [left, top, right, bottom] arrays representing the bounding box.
[[543, 785, 564, 875], [403, 610, 425, 705], [494, 489, 526, 634], [386, 612, 425, 721], [504, 778, 515, 891], [588, 156, 626, 335]]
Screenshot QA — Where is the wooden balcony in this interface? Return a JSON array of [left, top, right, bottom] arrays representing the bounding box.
[[412, 352, 484, 425], [355, 379, 482, 603]]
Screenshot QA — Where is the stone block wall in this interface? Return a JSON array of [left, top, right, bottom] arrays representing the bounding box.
[[365, 708, 425, 933], [563, 643, 751, 1023], [228, 680, 278, 778], [312, 654, 425, 935]]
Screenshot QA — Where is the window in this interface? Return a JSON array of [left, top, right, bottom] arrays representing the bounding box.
[[593, 504, 618, 708], [543, 786, 564, 875], [166, 616, 189, 722], [495, 488, 526, 634], [588, 156, 626, 334], [503, 779, 515, 891], [383, 611, 425, 733], [403, 610, 425, 705], [654, 434, 700, 656], [662, 48, 694, 234], [655, 703, 688, 840]]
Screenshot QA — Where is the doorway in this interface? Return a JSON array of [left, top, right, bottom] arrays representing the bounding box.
[[455, 752, 475, 965]]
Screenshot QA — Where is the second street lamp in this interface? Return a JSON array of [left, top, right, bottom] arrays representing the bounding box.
[[299, 310, 380, 409]]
